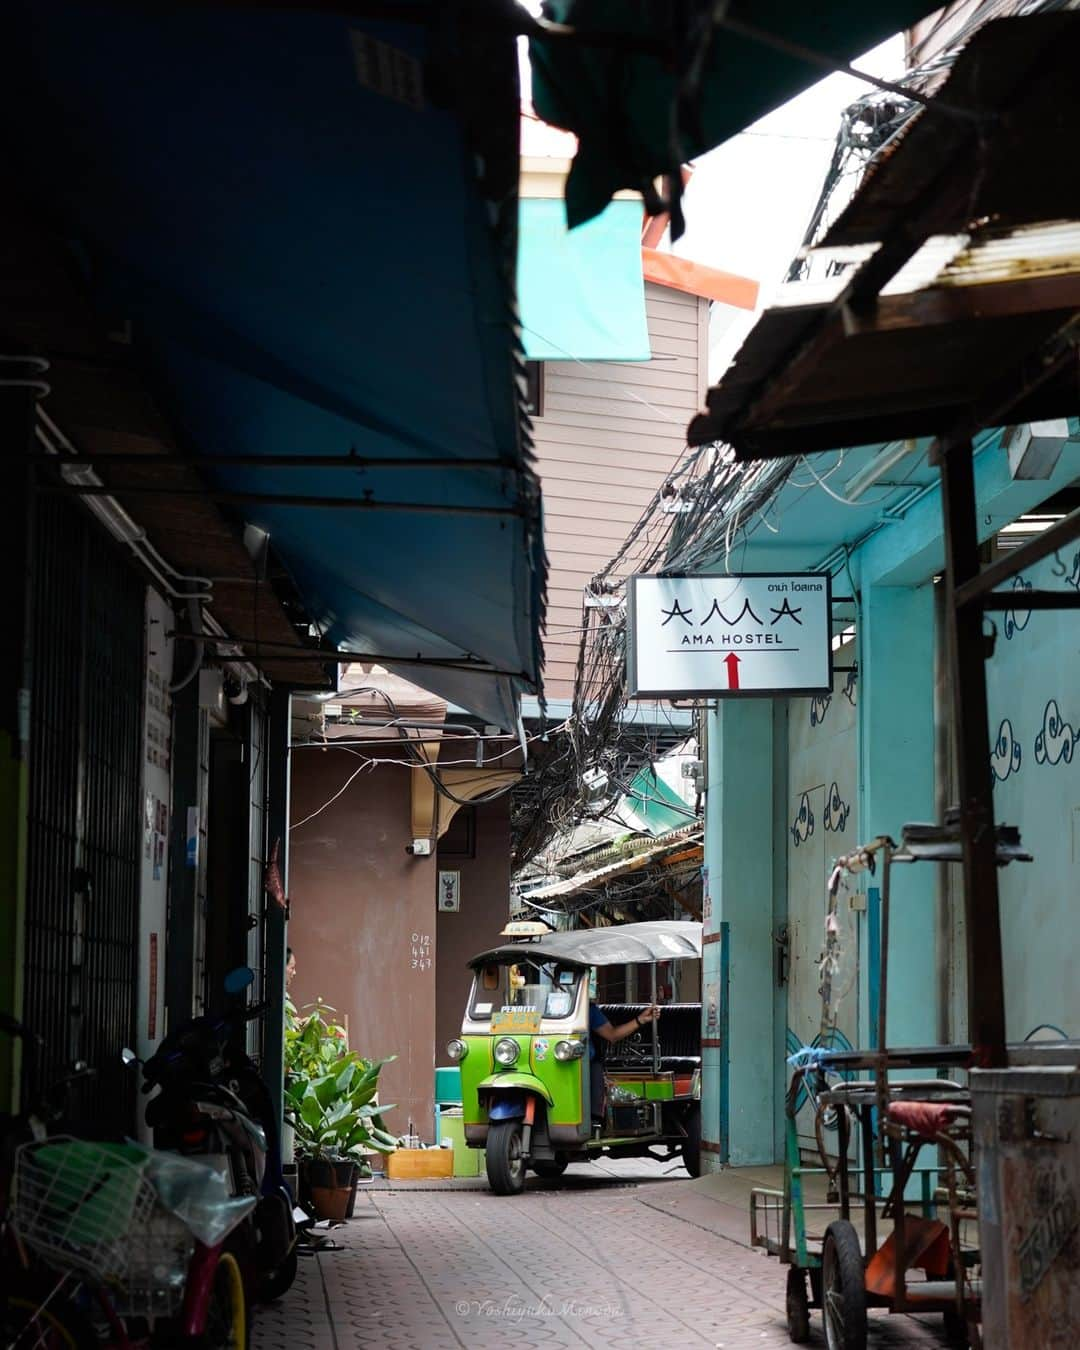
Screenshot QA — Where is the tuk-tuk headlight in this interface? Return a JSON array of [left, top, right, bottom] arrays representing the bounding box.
[[554, 1039, 585, 1062], [446, 1039, 467, 1062], [493, 1037, 520, 1067]]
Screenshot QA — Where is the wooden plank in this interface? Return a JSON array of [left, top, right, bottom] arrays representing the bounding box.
[[940, 440, 1007, 1068], [540, 495, 649, 524], [536, 461, 669, 497], [535, 410, 688, 445], [541, 386, 691, 425], [545, 364, 701, 396]]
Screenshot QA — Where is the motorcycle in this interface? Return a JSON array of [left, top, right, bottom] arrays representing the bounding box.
[[130, 967, 298, 1303]]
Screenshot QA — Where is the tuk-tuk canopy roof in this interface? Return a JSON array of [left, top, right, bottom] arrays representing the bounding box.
[[469, 921, 702, 970]]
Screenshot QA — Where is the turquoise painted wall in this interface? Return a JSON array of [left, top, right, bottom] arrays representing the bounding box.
[[984, 552, 1080, 1041], [702, 699, 776, 1166]]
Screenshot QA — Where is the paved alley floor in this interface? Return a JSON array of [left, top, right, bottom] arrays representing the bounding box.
[[253, 1160, 957, 1349]]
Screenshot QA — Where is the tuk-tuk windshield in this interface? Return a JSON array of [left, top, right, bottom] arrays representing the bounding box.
[[468, 960, 582, 1022]]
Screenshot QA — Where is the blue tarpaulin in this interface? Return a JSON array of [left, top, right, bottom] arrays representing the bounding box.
[[2, 2, 545, 727], [518, 199, 650, 362]]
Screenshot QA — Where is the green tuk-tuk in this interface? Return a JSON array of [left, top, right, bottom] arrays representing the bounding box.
[[447, 920, 703, 1195]]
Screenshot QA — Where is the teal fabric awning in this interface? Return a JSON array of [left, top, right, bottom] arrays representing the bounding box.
[[518, 198, 649, 361], [530, 2, 944, 230], [1, 2, 546, 730]]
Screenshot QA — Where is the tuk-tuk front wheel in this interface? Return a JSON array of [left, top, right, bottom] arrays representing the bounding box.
[[486, 1120, 526, 1195]]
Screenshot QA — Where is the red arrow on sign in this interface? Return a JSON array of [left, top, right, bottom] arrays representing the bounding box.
[[724, 652, 741, 690]]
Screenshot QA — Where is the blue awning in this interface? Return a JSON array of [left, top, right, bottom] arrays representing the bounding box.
[[2, 2, 545, 727]]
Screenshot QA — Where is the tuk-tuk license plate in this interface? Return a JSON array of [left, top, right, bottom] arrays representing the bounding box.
[[491, 1008, 542, 1034]]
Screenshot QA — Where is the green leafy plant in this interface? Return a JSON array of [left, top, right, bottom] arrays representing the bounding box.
[[284, 997, 351, 1080], [284, 999, 399, 1173]]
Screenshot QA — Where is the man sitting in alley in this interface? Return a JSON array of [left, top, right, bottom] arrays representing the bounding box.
[[589, 1002, 659, 1123]]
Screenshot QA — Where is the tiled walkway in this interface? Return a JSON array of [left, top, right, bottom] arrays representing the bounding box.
[[253, 1161, 956, 1349]]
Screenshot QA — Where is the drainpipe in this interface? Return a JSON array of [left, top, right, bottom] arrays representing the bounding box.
[[933, 581, 952, 1048]]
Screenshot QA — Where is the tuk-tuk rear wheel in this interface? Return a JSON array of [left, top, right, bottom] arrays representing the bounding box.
[[486, 1120, 526, 1195]]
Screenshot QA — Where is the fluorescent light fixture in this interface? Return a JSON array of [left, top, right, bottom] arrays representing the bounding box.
[[843, 439, 918, 503]]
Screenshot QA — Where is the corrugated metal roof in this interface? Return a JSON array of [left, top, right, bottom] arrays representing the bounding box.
[[823, 12, 1080, 248], [688, 210, 1080, 459], [522, 823, 702, 901]]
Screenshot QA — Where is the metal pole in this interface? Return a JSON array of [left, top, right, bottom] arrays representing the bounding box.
[[650, 963, 659, 1076], [875, 846, 891, 1166], [938, 439, 1007, 1067], [0, 362, 38, 1113], [933, 581, 953, 1051], [264, 688, 292, 1138], [877, 847, 890, 1066]]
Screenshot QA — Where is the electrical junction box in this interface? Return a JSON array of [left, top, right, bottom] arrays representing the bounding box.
[[198, 669, 227, 726]]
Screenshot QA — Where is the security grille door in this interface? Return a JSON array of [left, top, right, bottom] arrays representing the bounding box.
[[24, 497, 144, 1135]]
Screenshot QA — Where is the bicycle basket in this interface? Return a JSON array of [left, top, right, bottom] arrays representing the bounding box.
[[112, 1204, 195, 1320]]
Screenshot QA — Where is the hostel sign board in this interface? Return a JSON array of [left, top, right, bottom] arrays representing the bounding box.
[[628, 573, 832, 698]]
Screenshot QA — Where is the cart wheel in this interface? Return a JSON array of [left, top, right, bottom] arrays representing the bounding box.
[[682, 1104, 702, 1178], [486, 1120, 526, 1195], [785, 1266, 811, 1343], [821, 1221, 866, 1350]]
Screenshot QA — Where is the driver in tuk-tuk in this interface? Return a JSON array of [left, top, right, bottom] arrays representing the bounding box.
[[589, 1001, 659, 1122]]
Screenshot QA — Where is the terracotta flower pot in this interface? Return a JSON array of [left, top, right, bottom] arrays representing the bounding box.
[[310, 1182, 353, 1222], [305, 1158, 358, 1221]]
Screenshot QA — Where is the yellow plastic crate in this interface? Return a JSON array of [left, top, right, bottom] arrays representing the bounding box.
[[385, 1148, 454, 1180]]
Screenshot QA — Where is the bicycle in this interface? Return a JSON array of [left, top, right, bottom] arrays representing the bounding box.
[[1, 1018, 249, 1350]]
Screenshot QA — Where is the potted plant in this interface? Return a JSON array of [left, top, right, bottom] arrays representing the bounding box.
[[284, 1001, 398, 1219]]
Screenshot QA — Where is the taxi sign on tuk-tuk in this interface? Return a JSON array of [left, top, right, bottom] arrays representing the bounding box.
[[490, 1006, 543, 1034], [498, 920, 552, 940]]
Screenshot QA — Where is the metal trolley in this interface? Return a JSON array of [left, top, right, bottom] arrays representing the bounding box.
[[751, 822, 1031, 1349]]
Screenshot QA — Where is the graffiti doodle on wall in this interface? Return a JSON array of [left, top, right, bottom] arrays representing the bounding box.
[[1034, 699, 1080, 767], [824, 781, 851, 833], [991, 718, 1023, 782], [1067, 551, 1080, 592], [791, 792, 815, 848], [842, 666, 858, 708], [1004, 576, 1032, 640], [810, 694, 831, 728]]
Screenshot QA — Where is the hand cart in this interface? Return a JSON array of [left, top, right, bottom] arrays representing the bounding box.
[[751, 819, 1032, 1349]]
